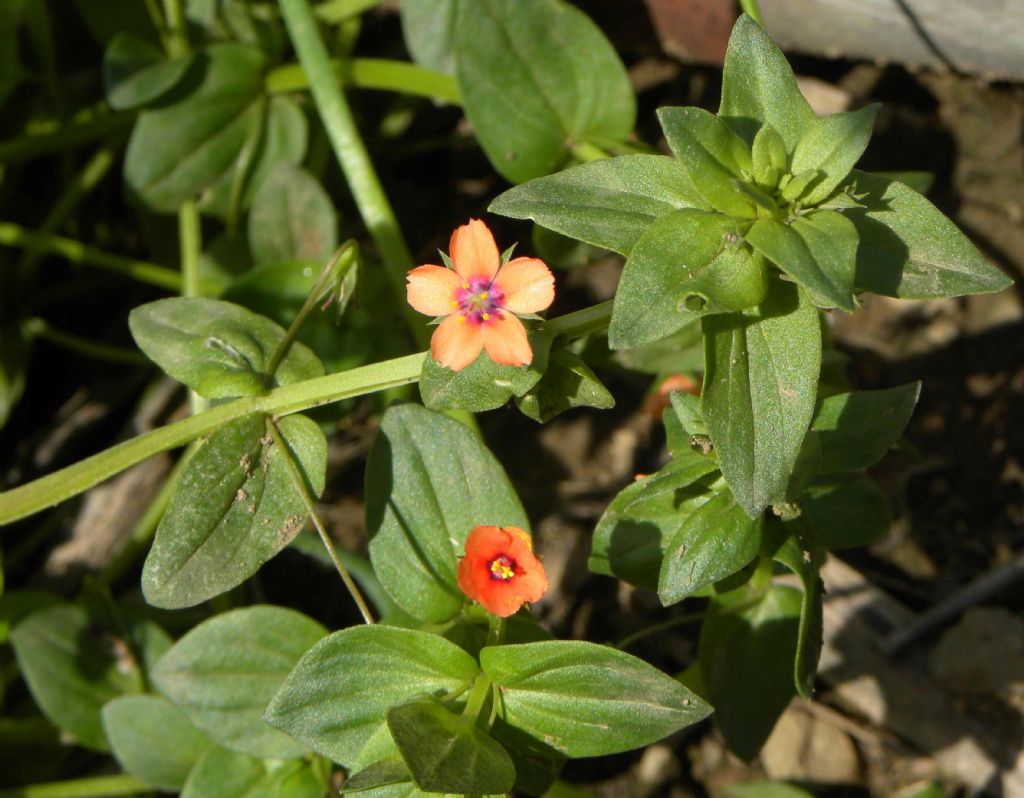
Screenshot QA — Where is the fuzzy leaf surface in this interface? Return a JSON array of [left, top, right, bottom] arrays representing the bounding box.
[[812, 383, 920, 472]]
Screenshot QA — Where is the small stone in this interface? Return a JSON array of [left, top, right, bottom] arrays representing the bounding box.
[[762, 704, 861, 783]]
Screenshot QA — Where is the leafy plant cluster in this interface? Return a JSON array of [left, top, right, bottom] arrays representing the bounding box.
[[0, 1, 1011, 796]]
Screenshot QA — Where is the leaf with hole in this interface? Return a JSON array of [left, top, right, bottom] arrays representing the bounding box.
[[129, 297, 323, 399], [365, 404, 529, 622], [141, 414, 326, 609]]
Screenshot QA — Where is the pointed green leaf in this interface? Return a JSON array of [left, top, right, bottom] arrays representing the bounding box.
[[366, 404, 529, 622], [343, 758, 413, 794], [152, 606, 326, 758], [489, 154, 707, 255], [142, 414, 326, 608], [265, 625, 479, 768], [129, 297, 323, 399], [589, 450, 720, 591], [701, 283, 821, 517], [658, 486, 763, 605], [387, 699, 515, 794], [812, 383, 920, 472], [515, 348, 614, 422], [455, 0, 635, 183], [751, 123, 788, 187], [803, 474, 891, 550], [719, 15, 815, 151], [699, 585, 801, 760], [103, 32, 194, 110], [248, 162, 337, 266], [102, 695, 212, 790], [656, 107, 754, 218], [180, 746, 322, 798], [610, 209, 769, 350], [124, 44, 267, 211], [746, 216, 856, 311], [847, 170, 1012, 298], [482, 641, 711, 757], [790, 104, 879, 205]]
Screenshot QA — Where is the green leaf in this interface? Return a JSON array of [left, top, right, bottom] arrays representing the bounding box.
[[656, 107, 754, 217], [9, 604, 152, 750], [701, 283, 821, 517], [609, 209, 769, 350], [589, 452, 719, 591], [489, 154, 707, 255], [124, 44, 267, 212], [668, 391, 706, 440], [751, 124, 787, 187], [152, 606, 327, 758], [387, 699, 515, 794], [142, 414, 327, 609], [455, 0, 635, 183], [491, 718, 565, 796], [812, 383, 920, 472], [401, 0, 456, 74], [129, 297, 323, 399], [181, 745, 322, 798], [343, 758, 412, 794], [774, 535, 824, 699], [482, 640, 711, 757], [658, 487, 764, 605], [365, 404, 529, 622], [265, 625, 480, 768], [103, 32, 194, 110], [247, 163, 337, 266], [746, 216, 856, 311], [102, 695, 212, 790], [515, 348, 614, 422], [847, 170, 1012, 298], [699, 585, 801, 760], [419, 328, 552, 412], [790, 104, 879, 205], [802, 474, 891, 549], [200, 95, 308, 218], [719, 15, 815, 151]]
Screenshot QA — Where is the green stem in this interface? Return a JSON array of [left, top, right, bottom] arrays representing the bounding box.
[[0, 775, 148, 798], [0, 110, 135, 166], [314, 0, 381, 23], [267, 418, 375, 624], [22, 318, 149, 365], [160, 0, 189, 57], [0, 221, 210, 293], [277, 0, 429, 347], [614, 593, 766, 650], [569, 140, 609, 163], [460, 674, 493, 724], [0, 302, 612, 526], [17, 145, 118, 275], [738, 0, 764, 24], [266, 58, 460, 105], [178, 202, 202, 299]]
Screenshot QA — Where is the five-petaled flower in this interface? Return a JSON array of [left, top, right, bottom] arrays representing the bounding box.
[[457, 525, 548, 618], [406, 219, 555, 372]]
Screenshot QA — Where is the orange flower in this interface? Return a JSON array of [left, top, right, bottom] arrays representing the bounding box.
[[407, 219, 555, 371], [457, 526, 548, 618]]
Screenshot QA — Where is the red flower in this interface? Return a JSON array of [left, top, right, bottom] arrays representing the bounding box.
[[457, 526, 548, 618], [406, 219, 555, 371]]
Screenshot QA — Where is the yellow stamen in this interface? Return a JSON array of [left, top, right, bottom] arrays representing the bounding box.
[[479, 292, 488, 299], [458, 315, 466, 323], [490, 560, 515, 580], [482, 313, 490, 321], [462, 282, 469, 289], [450, 300, 459, 307]]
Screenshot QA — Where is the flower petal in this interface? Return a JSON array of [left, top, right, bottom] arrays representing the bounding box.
[[431, 313, 484, 371], [482, 313, 532, 367], [450, 218, 500, 281], [492, 257, 555, 314], [406, 264, 462, 316]]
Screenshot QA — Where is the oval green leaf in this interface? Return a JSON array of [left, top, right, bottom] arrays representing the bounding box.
[[142, 414, 327, 609], [455, 0, 635, 183], [152, 606, 327, 758], [482, 640, 712, 758], [365, 404, 529, 622], [515, 348, 614, 423], [248, 162, 337, 266], [103, 32, 194, 110], [790, 104, 879, 205], [265, 625, 480, 768]]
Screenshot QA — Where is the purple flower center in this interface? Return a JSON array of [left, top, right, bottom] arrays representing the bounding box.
[[456, 275, 505, 326], [488, 554, 517, 581]]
